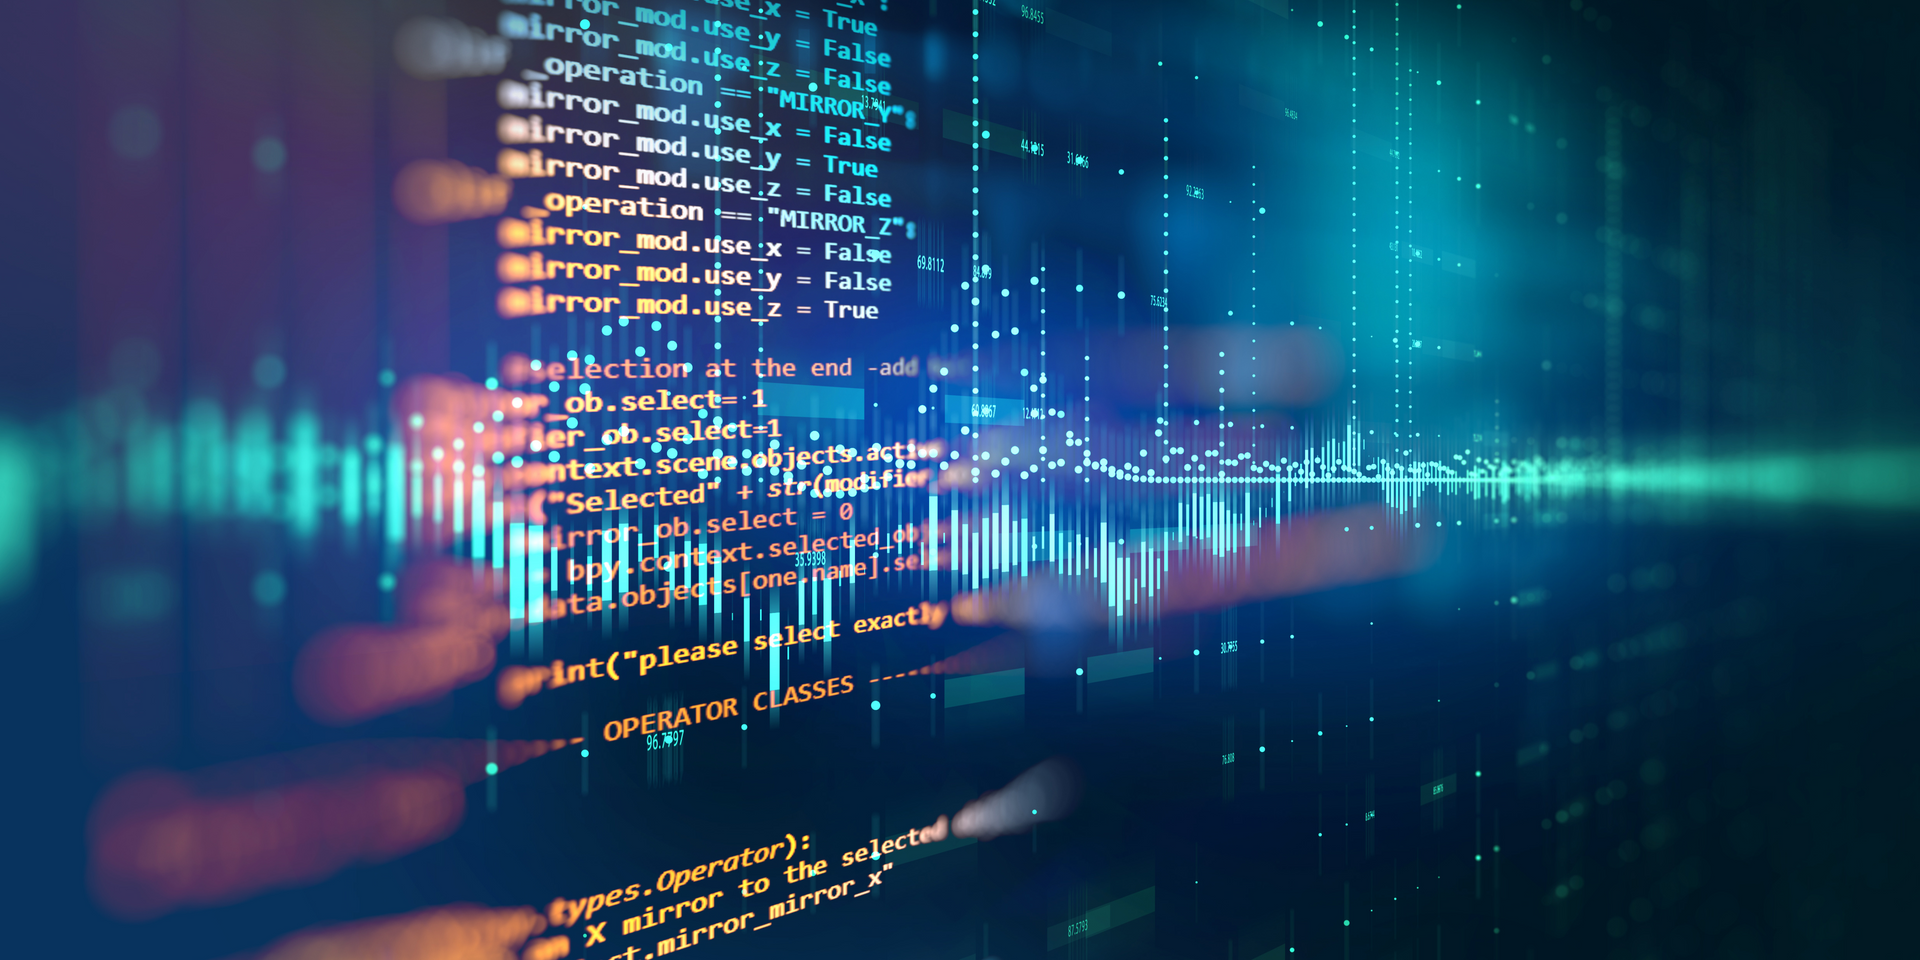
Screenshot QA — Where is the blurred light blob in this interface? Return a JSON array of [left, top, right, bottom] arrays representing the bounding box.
[[394, 17, 511, 80], [916, 814, 951, 843], [108, 104, 163, 160], [0, 424, 33, 599], [496, 664, 551, 709], [89, 738, 576, 919], [519, 935, 572, 960], [294, 562, 509, 725], [949, 756, 1083, 841], [252, 904, 554, 960], [394, 159, 511, 225]]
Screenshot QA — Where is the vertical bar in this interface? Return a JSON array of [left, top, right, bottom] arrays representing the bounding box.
[[492, 500, 505, 569], [618, 513, 630, 600], [768, 606, 781, 718], [821, 564, 833, 675], [927, 493, 938, 573], [698, 536, 711, 608], [1100, 521, 1111, 597], [969, 521, 980, 593], [531, 524, 548, 661], [340, 444, 362, 530], [602, 521, 614, 612], [471, 476, 485, 559], [409, 454, 423, 522], [999, 505, 1010, 574], [509, 522, 526, 621], [383, 438, 405, 545], [529, 525, 545, 625]]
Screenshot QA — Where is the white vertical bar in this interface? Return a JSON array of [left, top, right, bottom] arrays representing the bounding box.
[[1006, 506, 1021, 572], [969, 521, 979, 592]]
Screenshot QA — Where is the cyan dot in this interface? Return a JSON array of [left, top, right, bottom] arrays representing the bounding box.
[[251, 570, 286, 607], [252, 136, 287, 173], [253, 355, 286, 390], [108, 104, 162, 159]]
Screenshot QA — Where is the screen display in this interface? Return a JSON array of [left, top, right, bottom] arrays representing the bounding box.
[[7, 0, 1918, 957]]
